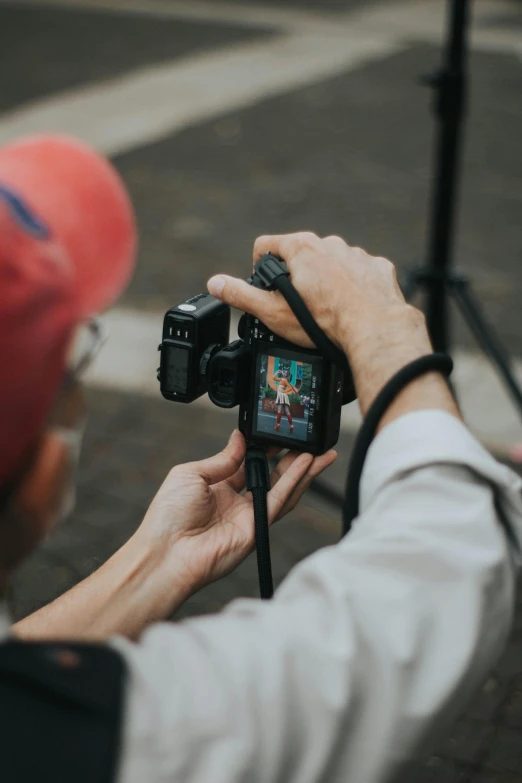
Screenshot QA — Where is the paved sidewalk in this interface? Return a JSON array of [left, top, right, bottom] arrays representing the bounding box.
[[2, 1, 522, 780], [9, 387, 522, 783]]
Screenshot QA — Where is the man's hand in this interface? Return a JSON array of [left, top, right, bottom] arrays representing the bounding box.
[[133, 429, 336, 598], [14, 430, 335, 641], [208, 232, 408, 352], [208, 232, 459, 423]]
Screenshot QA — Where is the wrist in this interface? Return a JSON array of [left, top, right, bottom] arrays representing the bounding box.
[[121, 533, 196, 617], [12, 535, 196, 642], [337, 304, 460, 426], [339, 306, 434, 414], [93, 534, 194, 637]]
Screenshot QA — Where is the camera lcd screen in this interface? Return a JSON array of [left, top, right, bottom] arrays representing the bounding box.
[[165, 345, 189, 395], [253, 349, 322, 445]]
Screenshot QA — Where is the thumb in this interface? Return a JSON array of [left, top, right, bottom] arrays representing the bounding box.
[[207, 274, 273, 321], [192, 429, 246, 485]]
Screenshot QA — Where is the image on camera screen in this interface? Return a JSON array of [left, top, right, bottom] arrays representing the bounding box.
[[254, 352, 319, 444]]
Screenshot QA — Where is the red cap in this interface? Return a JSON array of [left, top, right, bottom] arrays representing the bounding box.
[[0, 134, 136, 489]]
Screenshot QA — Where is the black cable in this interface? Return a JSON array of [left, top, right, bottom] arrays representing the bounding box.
[[342, 353, 454, 535], [251, 487, 273, 599], [245, 445, 273, 599]]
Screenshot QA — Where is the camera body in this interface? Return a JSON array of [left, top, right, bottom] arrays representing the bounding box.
[[158, 293, 344, 455]]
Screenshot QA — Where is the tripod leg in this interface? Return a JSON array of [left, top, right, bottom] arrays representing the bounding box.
[[426, 278, 450, 354], [452, 282, 522, 416]]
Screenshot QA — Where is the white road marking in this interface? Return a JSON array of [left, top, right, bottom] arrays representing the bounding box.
[[0, 1, 520, 155], [0, 32, 402, 156], [4, 0, 520, 47], [84, 307, 522, 456], [2, 0, 520, 454], [345, 0, 522, 54]]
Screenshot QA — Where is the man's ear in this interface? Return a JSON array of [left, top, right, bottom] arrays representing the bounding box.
[[0, 432, 69, 573]]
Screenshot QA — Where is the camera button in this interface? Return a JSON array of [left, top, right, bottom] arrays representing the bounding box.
[[169, 319, 192, 341]]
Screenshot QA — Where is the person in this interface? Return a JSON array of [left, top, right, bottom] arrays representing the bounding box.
[[1, 137, 521, 783], [272, 368, 297, 433]]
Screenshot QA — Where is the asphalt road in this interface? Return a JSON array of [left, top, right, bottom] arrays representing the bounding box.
[[1, 1, 521, 781]]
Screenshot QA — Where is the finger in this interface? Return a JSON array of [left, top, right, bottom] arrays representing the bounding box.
[[278, 450, 337, 520], [267, 451, 314, 521], [225, 461, 246, 493], [269, 449, 301, 489], [322, 234, 348, 254], [253, 232, 321, 265], [207, 274, 277, 317], [208, 273, 313, 349], [192, 429, 246, 485]]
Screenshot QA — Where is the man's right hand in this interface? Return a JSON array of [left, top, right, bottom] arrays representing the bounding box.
[[208, 232, 410, 351], [207, 232, 459, 424]]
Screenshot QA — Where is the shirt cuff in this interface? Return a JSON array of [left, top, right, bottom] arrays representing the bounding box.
[[360, 409, 522, 512]]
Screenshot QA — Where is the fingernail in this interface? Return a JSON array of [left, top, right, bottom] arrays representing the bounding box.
[[208, 275, 226, 299], [228, 428, 238, 444]]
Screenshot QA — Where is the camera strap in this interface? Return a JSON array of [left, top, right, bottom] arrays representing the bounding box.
[[252, 254, 357, 403], [342, 353, 453, 534], [248, 254, 454, 599]]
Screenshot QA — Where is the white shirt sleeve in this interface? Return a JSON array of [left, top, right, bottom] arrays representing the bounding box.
[[113, 411, 522, 783]]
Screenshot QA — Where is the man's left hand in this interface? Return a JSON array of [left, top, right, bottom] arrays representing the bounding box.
[[133, 430, 336, 603]]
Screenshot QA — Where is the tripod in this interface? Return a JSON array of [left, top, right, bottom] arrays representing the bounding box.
[[308, 0, 522, 513], [403, 0, 522, 413]]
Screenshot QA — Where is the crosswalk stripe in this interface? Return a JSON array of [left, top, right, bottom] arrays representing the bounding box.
[[0, 30, 401, 156], [0, 0, 519, 156]]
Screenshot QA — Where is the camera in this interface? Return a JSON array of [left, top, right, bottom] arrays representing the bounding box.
[[157, 282, 345, 455]]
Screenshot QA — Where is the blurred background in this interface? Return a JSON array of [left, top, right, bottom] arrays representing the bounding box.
[[1, 0, 521, 780]]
